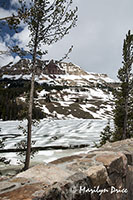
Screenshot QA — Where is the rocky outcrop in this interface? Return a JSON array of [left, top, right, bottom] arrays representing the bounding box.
[[0, 138, 132, 200], [44, 60, 65, 75], [59, 62, 89, 76]]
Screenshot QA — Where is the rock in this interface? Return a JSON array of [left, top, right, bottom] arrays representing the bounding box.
[[0, 182, 45, 200], [126, 165, 133, 200], [0, 139, 133, 200], [95, 152, 127, 175], [0, 181, 16, 193], [16, 163, 71, 185], [85, 165, 108, 186]]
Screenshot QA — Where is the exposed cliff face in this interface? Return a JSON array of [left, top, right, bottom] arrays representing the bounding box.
[[0, 59, 117, 119], [0, 139, 132, 200], [43, 60, 65, 75], [59, 62, 89, 75], [0, 59, 113, 79]]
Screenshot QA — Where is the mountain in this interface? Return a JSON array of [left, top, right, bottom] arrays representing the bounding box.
[[0, 59, 118, 120]]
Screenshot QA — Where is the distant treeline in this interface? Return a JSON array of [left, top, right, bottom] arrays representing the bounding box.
[[0, 79, 44, 120]]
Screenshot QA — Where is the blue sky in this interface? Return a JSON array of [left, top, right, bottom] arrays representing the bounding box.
[[0, 0, 133, 80]]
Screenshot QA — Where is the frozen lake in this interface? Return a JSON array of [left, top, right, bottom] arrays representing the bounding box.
[[0, 119, 109, 165]]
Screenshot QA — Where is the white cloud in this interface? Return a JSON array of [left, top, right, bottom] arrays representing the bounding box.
[[3, 33, 15, 47], [12, 55, 20, 64], [0, 7, 15, 19], [0, 38, 20, 67], [0, 39, 8, 52], [4, 34, 11, 43], [13, 26, 31, 50], [11, 0, 20, 5], [0, 53, 20, 68], [0, 41, 13, 67], [0, 55, 13, 67], [11, 0, 32, 7]]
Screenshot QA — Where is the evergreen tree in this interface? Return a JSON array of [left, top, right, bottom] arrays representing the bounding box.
[[113, 30, 133, 140], [99, 120, 112, 146], [16, 0, 78, 170], [1, 0, 77, 170], [94, 120, 113, 148]]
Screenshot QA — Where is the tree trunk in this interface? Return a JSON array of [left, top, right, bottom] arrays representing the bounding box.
[[23, 25, 39, 171], [123, 97, 128, 139], [123, 67, 130, 140], [23, 71, 35, 170]]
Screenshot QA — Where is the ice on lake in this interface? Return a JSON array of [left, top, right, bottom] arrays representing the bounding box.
[[0, 119, 110, 165]]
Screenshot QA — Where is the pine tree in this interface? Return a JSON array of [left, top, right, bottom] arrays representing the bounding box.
[[0, 0, 78, 170], [16, 0, 78, 170], [99, 120, 112, 146], [113, 30, 133, 140]]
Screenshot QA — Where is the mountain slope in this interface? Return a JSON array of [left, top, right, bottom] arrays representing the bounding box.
[[0, 59, 117, 119]]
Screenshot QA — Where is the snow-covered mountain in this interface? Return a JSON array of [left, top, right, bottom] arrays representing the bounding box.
[[0, 59, 118, 119]]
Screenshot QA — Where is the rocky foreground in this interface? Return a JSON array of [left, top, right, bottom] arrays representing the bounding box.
[[0, 138, 133, 200]]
